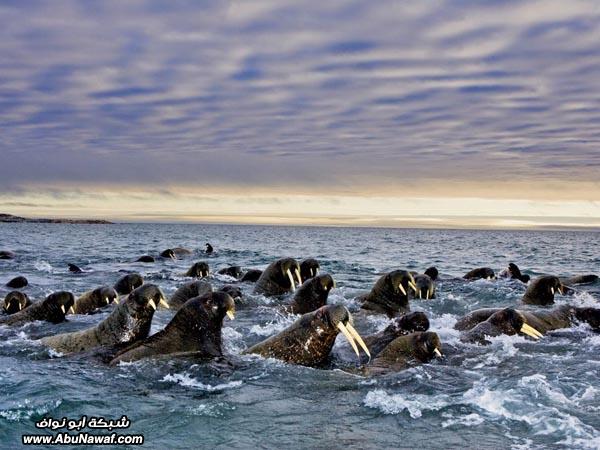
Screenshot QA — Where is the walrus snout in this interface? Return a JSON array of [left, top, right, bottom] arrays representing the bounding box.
[[415, 332, 444, 361], [130, 284, 169, 311], [319, 305, 370, 359], [185, 262, 210, 278], [46, 291, 76, 319], [300, 258, 320, 283], [389, 270, 417, 296], [3, 291, 31, 314], [395, 312, 430, 333]]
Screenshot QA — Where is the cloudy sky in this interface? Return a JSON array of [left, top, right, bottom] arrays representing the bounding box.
[[1, 1, 599, 227]]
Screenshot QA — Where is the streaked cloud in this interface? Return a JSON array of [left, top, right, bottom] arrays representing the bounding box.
[[0, 1, 599, 224]]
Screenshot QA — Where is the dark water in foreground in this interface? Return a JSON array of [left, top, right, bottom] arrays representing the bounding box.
[[0, 223, 599, 449]]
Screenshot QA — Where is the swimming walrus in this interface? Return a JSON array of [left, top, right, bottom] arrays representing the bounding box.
[[455, 305, 600, 334], [220, 285, 242, 303], [68, 263, 83, 273], [459, 308, 543, 344], [71, 286, 119, 315], [218, 266, 243, 278], [136, 255, 155, 263], [463, 267, 495, 280], [560, 274, 599, 286], [205, 243, 213, 254], [357, 270, 417, 317], [522, 275, 569, 305], [0, 250, 15, 260], [0, 291, 75, 326], [172, 247, 193, 257], [412, 274, 436, 300], [41, 284, 167, 354], [114, 273, 144, 295], [362, 312, 430, 360], [110, 291, 235, 365], [300, 258, 320, 283], [2, 291, 32, 314], [241, 269, 263, 283], [159, 249, 176, 259], [498, 263, 530, 283], [170, 280, 212, 309], [244, 304, 370, 367], [6, 276, 28, 288], [185, 262, 210, 278], [287, 274, 335, 315], [254, 258, 302, 296], [367, 331, 443, 374]]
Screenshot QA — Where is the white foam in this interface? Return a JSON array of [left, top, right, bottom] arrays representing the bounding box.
[[33, 261, 53, 272], [161, 373, 242, 391], [0, 399, 62, 422], [441, 413, 484, 428], [363, 389, 450, 418], [249, 314, 295, 336]]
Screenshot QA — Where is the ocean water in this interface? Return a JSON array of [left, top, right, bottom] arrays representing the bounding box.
[[0, 223, 599, 449]]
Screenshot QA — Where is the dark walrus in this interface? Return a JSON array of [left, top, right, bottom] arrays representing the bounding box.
[[357, 270, 417, 317], [254, 258, 302, 296], [71, 286, 119, 315], [170, 280, 213, 309], [300, 258, 320, 283], [41, 284, 167, 354], [110, 291, 235, 365], [241, 269, 263, 283], [184, 262, 210, 278], [459, 308, 543, 344], [498, 263, 530, 283], [244, 304, 370, 367], [6, 276, 28, 288], [2, 291, 32, 315], [218, 266, 243, 278], [362, 312, 430, 360], [0, 291, 75, 326], [560, 274, 599, 286], [288, 274, 335, 315], [463, 267, 495, 280], [367, 331, 443, 374], [522, 276, 569, 305], [114, 273, 144, 295]]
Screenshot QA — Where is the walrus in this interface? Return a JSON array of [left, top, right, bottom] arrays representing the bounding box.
[[2, 291, 32, 314], [254, 258, 302, 296], [170, 280, 212, 309], [287, 274, 335, 315], [455, 305, 600, 334], [300, 258, 320, 283], [362, 312, 430, 360], [218, 266, 243, 278], [114, 273, 144, 295], [41, 284, 167, 354], [459, 308, 543, 344], [244, 304, 370, 367], [424, 266, 438, 281], [220, 285, 242, 302], [136, 255, 155, 263], [560, 274, 599, 286], [159, 249, 176, 259], [185, 262, 210, 278], [357, 270, 418, 317], [0, 250, 15, 260], [0, 291, 75, 326], [368, 332, 443, 374], [71, 286, 119, 315], [241, 269, 263, 283], [6, 276, 28, 288], [205, 243, 213, 254], [463, 267, 495, 280], [110, 291, 235, 365], [413, 274, 435, 300], [498, 263, 530, 283], [522, 275, 569, 305], [172, 247, 192, 257], [68, 263, 83, 273]]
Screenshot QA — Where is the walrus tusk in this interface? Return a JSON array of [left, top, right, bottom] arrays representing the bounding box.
[[398, 283, 407, 296], [226, 309, 235, 320], [433, 348, 443, 358], [550, 287, 555, 295], [68, 306, 75, 315], [294, 268, 302, 285], [558, 285, 565, 295], [418, 290, 422, 299], [104, 297, 110, 304], [315, 268, 320, 275], [426, 290, 430, 300], [159, 298, 170, 309], [346, 323, 370, 358], [337, 322, 360, 357], [113, 297, 120, 304], [286, 269, 296, 292], [408, 280, 418, 292], [310, 268, 314, 277], [148, 299, 157, 311], [520, 323, 543, 339]]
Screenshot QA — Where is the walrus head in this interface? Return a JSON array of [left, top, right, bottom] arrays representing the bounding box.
[[220, 285, 242, 302], [361, 270, 417, 317], [289, 274, 335, 314], [278, 258, 302, 292], [96, 286, 119, 306], [363, 311, 431, 359], [42, 291, 76, 323], [170, 280, 212, 308], [414, 274, 435, 300], [120, 284, 168, 339], [6, 276, 28, 289], [461, 308, 543, 344], [506, 263, 530, 283], [245, 304, 369, 367], [114, 273, 144, 295], [217, 266, 243, 278], [300, 258, 320, 282], [370, 331, 443, 373], [185, 261, 210, 278], [110, 292, 234, 365], [522, 276, 568, 305], [160, 249, 176, 259], [3, 291, 31, 314]]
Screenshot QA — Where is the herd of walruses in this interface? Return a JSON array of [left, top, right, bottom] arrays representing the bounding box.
[[1, 244, 598, 374]]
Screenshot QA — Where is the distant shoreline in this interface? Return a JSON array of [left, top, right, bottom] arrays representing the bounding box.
[[0, 213, 113, 224]]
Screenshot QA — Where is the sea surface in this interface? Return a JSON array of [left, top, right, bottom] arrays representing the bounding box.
[[0, 223, 599, 449]]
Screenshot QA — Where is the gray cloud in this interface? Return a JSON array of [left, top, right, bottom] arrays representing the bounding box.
[[0, 0, 599, 194]]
